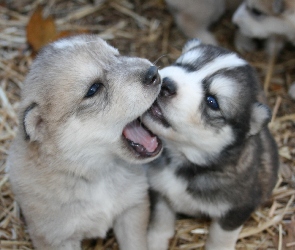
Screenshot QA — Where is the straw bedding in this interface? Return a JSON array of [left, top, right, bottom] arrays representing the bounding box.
[[0, 0, 294, 249]]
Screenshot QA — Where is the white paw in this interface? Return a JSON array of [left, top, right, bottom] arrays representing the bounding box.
[[205, 241, 235, 250], [205, 222, 241, 250], [147, 230, 174, 250]]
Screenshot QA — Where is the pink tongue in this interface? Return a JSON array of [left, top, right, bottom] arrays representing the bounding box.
[[123, 120, 158, 153]]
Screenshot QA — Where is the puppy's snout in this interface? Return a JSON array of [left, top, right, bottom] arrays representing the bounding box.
[[144, 66, 160, 86], [160, 77, 177, 97]]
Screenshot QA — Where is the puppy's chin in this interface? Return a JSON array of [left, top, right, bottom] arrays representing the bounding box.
[[152, 101, 171, 127], [141, 112, 173, 141], [121, 118, 163, 163]]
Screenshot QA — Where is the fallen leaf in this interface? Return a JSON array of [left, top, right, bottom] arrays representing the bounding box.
[[270, 83, 284, 92], [26, 6, 57, 53], [26, 6, 90, 54]]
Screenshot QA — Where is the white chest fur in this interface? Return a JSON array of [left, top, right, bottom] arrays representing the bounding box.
[[148, 166, 230, 218], [15, 163, 148, 246]]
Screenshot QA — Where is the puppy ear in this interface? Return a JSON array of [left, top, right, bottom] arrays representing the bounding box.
[[248, 103, 271, 136], [273, 0, 284, 14], [182, 39, 202, 54], [23, 103, 44, 142]]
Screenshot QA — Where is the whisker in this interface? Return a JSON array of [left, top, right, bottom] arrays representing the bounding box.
[[153, 54, 167, 66]]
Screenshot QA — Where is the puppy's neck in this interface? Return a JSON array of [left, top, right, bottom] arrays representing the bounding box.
[[164, 136, 248, 169], [165, 142, 222, 167]]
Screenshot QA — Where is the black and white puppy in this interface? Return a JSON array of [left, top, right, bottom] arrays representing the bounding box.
[[142, 39, 279, 250]]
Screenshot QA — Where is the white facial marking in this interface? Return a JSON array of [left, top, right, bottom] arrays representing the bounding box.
[[193, 54, 246, 79], [158, 65, 235, 165], [210, 76, 237, 98], [160, 65, 203, 120], [176, 49, 204, 65]]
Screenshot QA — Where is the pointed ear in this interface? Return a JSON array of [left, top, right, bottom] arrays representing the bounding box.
[[23, 103, 44, 142], [248, 103, 271, 136], [182, 39, 202, 54], [273, 0, 284, 14]]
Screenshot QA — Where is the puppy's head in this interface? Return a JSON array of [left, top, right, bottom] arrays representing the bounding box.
[[232, 0, 295, 39], [21, 35, 162, 165], [142, 39, 271, 165]]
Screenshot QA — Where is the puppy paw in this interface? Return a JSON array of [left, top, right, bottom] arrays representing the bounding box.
[[147, 230, 173, 250], [205, 222, 241, 250], [205, 245, 235, 250]]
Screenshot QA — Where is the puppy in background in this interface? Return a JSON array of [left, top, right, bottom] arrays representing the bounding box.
[[165, 0, 242, 45], [7, 35, 163, 250], [233, 0, 295, 52], [143, 39, 279, 250]]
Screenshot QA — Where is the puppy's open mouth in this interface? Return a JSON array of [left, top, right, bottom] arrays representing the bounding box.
[[123, 119, 162, 158], [148, 101, 170, 128]]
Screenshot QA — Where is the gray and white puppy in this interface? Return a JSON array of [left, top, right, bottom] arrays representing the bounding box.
[[7, 35, 163, 250], [143, 39, 279, 250], [233, 0, 295, 52]]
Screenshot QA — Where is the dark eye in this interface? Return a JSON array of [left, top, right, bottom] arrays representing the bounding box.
[[248, 6, 264, 17], [206, 95, 219, 110], [85, 83, 102, 98]]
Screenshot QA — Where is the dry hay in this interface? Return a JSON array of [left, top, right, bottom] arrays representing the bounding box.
[[0, 0, 294, 249]]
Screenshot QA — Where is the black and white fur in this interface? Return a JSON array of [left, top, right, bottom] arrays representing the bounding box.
[[143, 39, 279, 250]]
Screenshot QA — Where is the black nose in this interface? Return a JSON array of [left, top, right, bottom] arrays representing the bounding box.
[[144, 66, 160, 85], [160, 77, 176, 97]]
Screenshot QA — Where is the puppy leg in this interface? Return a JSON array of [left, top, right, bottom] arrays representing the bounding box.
[[148, 193, 175, 250], [206, 206, 254, 250], [205, 221, 242, 250], [114, 198, 150, 250]]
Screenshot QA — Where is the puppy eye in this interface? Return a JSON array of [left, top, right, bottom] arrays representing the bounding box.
[[248, 7, 264, 17], [206, 95, 219, 110], [85, 83, 102, 98]]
